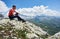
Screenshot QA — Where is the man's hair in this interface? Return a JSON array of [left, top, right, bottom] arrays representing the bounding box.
[[12, 5, 16, 7]]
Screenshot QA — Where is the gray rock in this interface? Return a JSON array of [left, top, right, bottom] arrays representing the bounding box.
[[0, 14, 4, 20], [0, 19, 48, 39]]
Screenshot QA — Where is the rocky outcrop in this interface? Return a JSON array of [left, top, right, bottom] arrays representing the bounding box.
[[47, 32, 60, 39], [0, 18, 60, 39], [0, 19, 48, 39]]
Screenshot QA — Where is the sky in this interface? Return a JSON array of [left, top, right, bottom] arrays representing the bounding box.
[[2, 0, 60, 11], [0, 0, 60, 17]]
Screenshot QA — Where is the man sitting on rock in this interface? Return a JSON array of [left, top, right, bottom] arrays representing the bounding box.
[[8, 5, 26, 22]]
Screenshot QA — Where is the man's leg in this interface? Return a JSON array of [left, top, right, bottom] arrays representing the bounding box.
[[16, 15, 26, 22], [9, 16, 14, 20], [9, 15, 18, 20]]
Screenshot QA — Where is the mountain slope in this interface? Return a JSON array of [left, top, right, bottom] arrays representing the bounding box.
[[27, 16, 60, 35], [0, 19, 48, 39]]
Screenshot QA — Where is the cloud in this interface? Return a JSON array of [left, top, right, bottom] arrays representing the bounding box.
[[0, 0, 60, 17], [18, 5, 60, 17], [0, 0, 8, 13]]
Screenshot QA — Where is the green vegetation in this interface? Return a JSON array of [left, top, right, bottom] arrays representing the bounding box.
[[0, 25, 29, 39]]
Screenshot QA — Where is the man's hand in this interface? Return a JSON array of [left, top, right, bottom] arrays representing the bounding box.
[[14, 11, 19, 15]]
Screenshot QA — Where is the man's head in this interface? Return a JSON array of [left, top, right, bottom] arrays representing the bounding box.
[[12, 5, 16, 10]]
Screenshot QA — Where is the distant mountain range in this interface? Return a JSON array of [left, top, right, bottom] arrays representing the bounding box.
[[27, 15, 60, 35], [0, 14, 4, 20]]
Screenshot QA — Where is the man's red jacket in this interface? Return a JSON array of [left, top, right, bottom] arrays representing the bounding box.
[[8, 9, 15, 16]]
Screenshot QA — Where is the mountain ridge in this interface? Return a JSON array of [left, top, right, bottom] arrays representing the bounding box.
[[0, 18, 48, 39], [27, 16, 60, 35]]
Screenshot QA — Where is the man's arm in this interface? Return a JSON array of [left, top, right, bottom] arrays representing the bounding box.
[[14, 11, 19, 15], [8, 9, 13, 16]]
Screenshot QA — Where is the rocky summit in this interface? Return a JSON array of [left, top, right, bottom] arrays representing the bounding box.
[[0, 18, 60, 39], [0, 18, 48, 39]]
